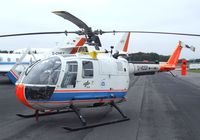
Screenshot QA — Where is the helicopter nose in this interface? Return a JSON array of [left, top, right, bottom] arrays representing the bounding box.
[[16, 84, 33, 109]]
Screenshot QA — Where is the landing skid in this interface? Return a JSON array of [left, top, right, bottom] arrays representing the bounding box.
[[16, 102, 130, 131], [16, 110, 73, 121], [63, 118, 129, 131], [63, 102, 130, 131]]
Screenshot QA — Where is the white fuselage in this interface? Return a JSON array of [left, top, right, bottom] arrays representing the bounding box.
[[17, 53, 130, 110]]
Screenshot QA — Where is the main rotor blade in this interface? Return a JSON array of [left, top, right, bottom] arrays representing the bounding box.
[[52, 11, 90, 31], [0, 31, 83, 38], [103, 30, 200, 37], [1, 30, 199, 38], [0, 31, 66, 38]]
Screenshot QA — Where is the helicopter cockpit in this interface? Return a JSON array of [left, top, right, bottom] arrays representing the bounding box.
[[17, 56, 62, 101], [21, 56, 61, 85]]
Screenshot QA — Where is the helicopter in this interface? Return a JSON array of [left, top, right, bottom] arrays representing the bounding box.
[[0, 11, 197, 131]]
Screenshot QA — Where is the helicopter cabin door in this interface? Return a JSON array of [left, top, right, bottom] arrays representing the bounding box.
[[78, 60, 96, 89], [61, 61, 78, 88]]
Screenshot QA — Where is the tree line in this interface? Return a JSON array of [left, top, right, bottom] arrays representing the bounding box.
[[128, 52, 170, 62], [0, 50, 13, 53], [128, 52, 200, 63]]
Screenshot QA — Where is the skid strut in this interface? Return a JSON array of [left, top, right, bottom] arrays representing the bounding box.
[[110, 101, 128, 118], [63, 102, 130, 131], [35, 110, 39, 122], [70, 104, 87, 126]]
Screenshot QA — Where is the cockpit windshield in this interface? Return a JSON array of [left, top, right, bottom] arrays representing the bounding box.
[[22, 57, 61, 85]]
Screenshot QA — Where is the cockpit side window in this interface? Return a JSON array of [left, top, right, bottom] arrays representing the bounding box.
[[61, 61, 78, 88], [82, 61, 93, 78]]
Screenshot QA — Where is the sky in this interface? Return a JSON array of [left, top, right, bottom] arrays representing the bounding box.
[[0, 0, 200, 59]]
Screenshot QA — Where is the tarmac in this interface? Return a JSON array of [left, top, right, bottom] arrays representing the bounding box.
[[0, 71, 200, 140]]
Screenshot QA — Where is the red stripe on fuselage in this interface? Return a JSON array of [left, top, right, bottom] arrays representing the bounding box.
[[10, 70, 19, 79], [54, 89, 128, 93]]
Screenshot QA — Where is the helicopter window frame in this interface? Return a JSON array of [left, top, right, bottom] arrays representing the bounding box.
[[82, 61, 93, 78]]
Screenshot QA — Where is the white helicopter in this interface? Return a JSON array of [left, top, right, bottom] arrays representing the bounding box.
[[0, 11, 196, 131]]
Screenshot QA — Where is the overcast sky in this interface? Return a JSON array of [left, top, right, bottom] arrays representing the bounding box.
[[0, 0, 200, 59]]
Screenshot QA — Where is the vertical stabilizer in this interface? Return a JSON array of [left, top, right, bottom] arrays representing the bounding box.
[[115, 32, 131, 52], [70, 37, 86, 54], [160, 41, 195, 71], [166, 41, 182, 66]]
